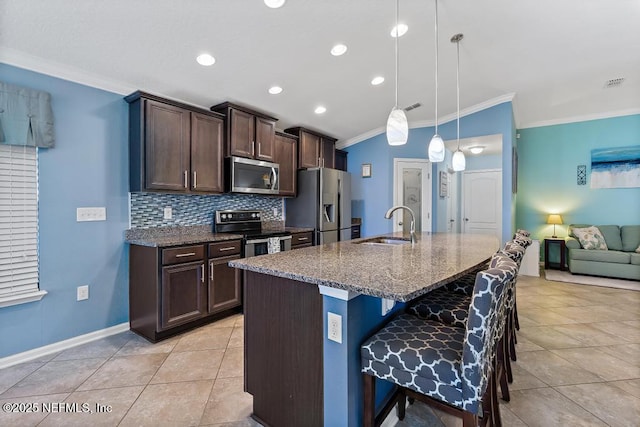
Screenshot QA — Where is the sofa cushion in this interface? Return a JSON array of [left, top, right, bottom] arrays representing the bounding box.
[[572, 226, 608, 250], [570, 249, 630, 264], [597, 225, 623, 251], [621, 225, 640, 252], [631, 253, 640, 266]]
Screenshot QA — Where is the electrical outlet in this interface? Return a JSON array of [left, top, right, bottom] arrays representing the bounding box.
[[76, 207, 106, 222], [327, 312, 342, 343], [163, 206, 172, 220], [273, 207, 278, 217], [77, 285, 89, 301]]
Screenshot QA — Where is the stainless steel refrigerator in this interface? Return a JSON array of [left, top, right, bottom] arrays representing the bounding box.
[[285, 168, 351, 245]]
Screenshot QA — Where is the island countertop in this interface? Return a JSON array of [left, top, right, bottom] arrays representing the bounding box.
[[230, 232, 500, 302]]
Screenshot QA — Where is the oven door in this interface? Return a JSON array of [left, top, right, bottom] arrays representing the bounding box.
[[244, 235, 292, 257]]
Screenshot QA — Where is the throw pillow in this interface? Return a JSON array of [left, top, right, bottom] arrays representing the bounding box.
[[572, 226, 608, 250], [636, 245, 640, 254]]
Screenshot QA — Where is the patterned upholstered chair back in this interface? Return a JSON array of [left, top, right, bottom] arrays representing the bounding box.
[[499, 241, 526, 265], [460, 257, 517, 413], [515, 229, 531, 238], [512, 234, 532, 249]]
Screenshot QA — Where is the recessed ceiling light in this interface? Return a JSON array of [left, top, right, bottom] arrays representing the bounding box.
[[330, 44, 348, 56], [371, 76, 385, 85], [196, 53, 216, 66], [268, 86, 283, 95], [469, 146, 485, 154], [264, 0, 285, 8], [390, 24, 408, 38], [314, 106, 327, 114]]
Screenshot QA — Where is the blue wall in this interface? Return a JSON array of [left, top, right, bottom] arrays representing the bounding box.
[[516, 114, 640, 247], [345, 102, 515, 242], [0, 64, 130, 357]]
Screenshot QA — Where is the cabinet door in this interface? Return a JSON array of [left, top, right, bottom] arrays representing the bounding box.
[[145, 100, 190, 191], [191, 112, 224, 193], [209, 255, 242, 314], [160, 261, 206, 330], [275, 134, 297, 196], [229, 108, 255, 158], [299, 131, 320, 169], [255, 117, 276, 161], [320, 138, 335, 169]]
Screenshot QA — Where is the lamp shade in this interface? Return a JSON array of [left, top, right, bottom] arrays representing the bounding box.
[[547, 214, 563, 225], [428, 134, 445, 162], [452, 149, 466, 171], [386, 107, 409, 146]]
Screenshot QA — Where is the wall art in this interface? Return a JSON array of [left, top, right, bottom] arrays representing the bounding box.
[[590, 145, 640, 189]]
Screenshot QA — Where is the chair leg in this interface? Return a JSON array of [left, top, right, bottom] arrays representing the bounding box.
[[509, 309, 517, 362], [498, 337, 511, 401], [490, 371, 503, 427], [514, 300, 520, 331], [397, 389, 407, 421], [462, 411, 480, 427], [363, 373, 376, 427]]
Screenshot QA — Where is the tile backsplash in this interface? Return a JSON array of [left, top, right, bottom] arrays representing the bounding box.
[[130, 192, 284, 229]]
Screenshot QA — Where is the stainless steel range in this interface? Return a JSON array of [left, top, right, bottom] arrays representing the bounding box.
[[213, 210, 291, 257]]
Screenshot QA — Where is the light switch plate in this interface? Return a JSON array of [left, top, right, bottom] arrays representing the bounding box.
[[76, 207, 106, 222]]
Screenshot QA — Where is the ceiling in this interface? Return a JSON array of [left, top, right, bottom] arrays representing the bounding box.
[[1, 0, 639, 147]]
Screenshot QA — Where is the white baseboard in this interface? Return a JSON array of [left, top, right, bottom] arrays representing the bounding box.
[[381, 411, 400, 427], [0, 322, 130, 369]]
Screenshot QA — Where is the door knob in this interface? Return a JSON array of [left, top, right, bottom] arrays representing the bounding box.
[[398, 222, 403, 226], [465, 218, 469, 221]]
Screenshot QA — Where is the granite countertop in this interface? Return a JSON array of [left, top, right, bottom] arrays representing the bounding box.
[[229, 232, 500, 302], [125, 225, 243, 247]]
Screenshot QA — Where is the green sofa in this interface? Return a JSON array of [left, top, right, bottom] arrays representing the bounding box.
[[565, 224, 640, 281]]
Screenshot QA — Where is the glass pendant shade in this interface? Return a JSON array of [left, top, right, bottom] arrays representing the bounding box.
[[452, 149, 466, 171], [428, 134, 445, 162], [386, 107, 409, 146]]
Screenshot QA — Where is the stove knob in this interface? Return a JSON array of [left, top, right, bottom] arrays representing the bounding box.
[[251, 213, 257, 218], [221, 214, 227, 220]]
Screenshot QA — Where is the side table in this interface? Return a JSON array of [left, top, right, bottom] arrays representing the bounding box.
[[544, 237, 566, 271]]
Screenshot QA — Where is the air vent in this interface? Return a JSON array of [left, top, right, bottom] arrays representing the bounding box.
[[604, 78, 625, 88], [403, 102, 422, 112]]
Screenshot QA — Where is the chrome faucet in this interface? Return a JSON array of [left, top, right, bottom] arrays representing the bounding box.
[[384, 205, 417, 244]]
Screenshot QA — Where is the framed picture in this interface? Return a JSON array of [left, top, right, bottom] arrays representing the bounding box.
[[361, 163, 372, 178], [439, 170, 448, 198]]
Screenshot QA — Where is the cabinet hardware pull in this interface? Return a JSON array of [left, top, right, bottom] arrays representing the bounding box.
[[193, 171, 197, 189], [201, 264, 205, 283], [258, 142, 261, 156], [209, 262, 213, 281], [175, 252, 196, 258], [252, 141, 255, 157], [298, 237, 308, 241], [318, 157, 321, 167], [219, 247, 236, 251], [184, 170, 188, 188]]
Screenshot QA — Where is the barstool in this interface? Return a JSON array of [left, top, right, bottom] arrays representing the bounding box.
[[361, 259, 517, 427]]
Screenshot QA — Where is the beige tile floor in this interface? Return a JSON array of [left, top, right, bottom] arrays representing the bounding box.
[[0, 273, 639, 426]]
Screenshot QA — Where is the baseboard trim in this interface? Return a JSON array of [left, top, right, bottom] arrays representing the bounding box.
[[0, 322, 130, 369], [381, 411, 400, 427]]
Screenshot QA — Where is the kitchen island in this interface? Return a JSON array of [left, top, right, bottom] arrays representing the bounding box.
[[230, 232, 499, 427]]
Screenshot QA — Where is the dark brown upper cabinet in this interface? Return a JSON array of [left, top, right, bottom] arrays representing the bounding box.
[[126, 91, 224, 194], [274, 131, 298, 197], [335, 149, 348, 172], [211, 102, 277, 162], [285, 127, 337, 169]]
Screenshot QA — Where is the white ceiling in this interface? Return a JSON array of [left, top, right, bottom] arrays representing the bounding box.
[[1, 0, 639, 147]]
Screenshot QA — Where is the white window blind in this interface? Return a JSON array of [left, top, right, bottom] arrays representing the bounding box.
[[0, 144, 43, 305]]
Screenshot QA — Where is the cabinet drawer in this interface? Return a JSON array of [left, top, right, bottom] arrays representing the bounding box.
[[209, 240, 242, 258], [291, 232, 313, 247], [162, 245, 205, 265]]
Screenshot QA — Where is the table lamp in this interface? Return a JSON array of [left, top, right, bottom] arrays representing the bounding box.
[[547, 214, 563, 238]]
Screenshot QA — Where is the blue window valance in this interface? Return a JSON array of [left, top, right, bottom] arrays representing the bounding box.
[[0, 81, 55, 148]]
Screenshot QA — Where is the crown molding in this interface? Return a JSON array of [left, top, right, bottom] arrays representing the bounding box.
[[518, 108, 640, 129], [338, 93, 516, 149], [0, 48, 135, 95]]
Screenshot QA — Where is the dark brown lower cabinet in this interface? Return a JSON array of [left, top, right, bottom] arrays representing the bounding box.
[[160, 261, 207, 330], [244, 271, 323, 427], [129, 239, 242, 342]]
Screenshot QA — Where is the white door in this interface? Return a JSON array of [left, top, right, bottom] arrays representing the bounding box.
[[393, 159, 432, 233], [461, 169, 501, 238], [447, 171, 459, 232]]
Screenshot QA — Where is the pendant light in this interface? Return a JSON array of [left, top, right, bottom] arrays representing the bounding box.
[[427, 0, 444, 162], [386, 0, 408, 146], [451, 33, 466, 172]]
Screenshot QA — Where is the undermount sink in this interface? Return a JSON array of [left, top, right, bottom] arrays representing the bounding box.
[[355, 237, 411, 246]]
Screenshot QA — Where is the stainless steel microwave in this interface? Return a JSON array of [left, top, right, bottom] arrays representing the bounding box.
[[226, 156, 280, 195]]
